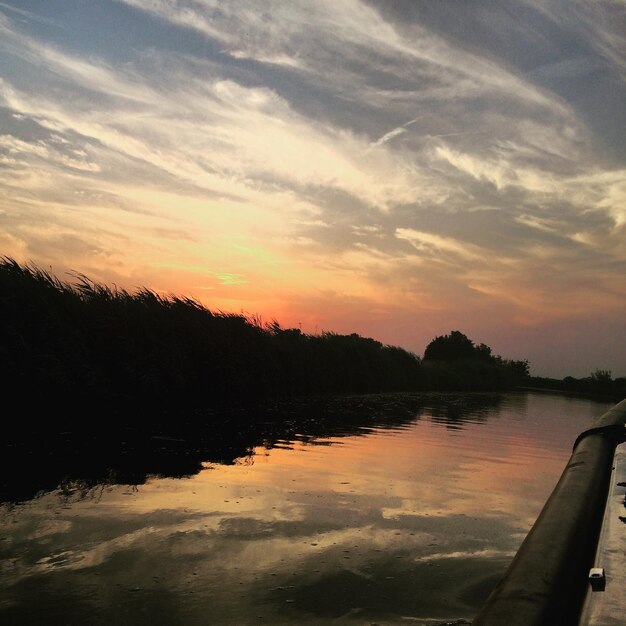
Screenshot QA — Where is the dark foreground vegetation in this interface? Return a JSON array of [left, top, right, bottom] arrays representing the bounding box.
[[0, 258, 530, 430]]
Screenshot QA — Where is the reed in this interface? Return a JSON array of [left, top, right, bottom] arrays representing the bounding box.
[[0, 258, 529, 434]]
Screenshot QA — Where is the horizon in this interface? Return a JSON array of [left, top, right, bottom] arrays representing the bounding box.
[[1, 1, 625, 378]]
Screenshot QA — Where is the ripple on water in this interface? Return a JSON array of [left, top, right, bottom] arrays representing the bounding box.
[[0, 392, 614, 625]]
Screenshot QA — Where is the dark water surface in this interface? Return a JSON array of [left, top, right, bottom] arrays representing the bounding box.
[[0, 392, 613, 625]]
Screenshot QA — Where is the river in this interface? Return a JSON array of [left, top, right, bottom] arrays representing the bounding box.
[[0, 391, 614, 625]]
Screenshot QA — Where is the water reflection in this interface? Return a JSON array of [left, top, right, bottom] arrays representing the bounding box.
[[1, 392, 503, 504], [0, 392, 613, 625]]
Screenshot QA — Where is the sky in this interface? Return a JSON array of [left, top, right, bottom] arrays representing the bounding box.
[[0, 0, 625, 377]]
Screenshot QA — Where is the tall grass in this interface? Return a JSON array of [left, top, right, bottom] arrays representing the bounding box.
[[0, 258, 527, 434]]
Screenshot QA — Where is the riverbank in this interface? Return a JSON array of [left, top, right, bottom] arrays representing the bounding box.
[[1, 259, 528, 435], [521, 375, 626, 403]]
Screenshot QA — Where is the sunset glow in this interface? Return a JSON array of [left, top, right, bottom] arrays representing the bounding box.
[[1, 1, 625, 376]]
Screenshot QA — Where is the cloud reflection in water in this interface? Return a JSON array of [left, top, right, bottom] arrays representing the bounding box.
[[0, 392, 613, 624]]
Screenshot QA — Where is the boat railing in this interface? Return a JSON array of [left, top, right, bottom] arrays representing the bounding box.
[[473, 398, 626, 626]]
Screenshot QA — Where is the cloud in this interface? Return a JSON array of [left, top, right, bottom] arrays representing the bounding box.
[[395, 228, 481, 262], [0, 1, 624, 374]]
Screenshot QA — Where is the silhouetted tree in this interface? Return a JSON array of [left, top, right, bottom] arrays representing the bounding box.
[[525, 369, 625, 401], [591, 369, 612, 383], [422, 330, 530, 390], [506, 359, 530, 379], [424, 330, 479, 362]]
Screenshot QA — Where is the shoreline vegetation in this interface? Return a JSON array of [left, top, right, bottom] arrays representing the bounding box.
[[1, 257, 623, 502], [1, 258, 622, 436], [522, 373, 626, 402]]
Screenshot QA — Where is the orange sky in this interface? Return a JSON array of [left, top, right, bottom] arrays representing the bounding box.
[[1, 1, 625, 376]]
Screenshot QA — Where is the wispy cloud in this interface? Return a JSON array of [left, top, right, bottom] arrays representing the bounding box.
[[0, 0, 624, 374]]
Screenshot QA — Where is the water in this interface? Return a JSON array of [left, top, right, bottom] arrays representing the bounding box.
[[0, 392, 613, 625]]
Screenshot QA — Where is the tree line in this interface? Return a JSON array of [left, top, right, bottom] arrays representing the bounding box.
[[524, 370, 626, 401]]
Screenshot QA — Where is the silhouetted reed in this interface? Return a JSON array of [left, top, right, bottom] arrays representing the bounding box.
[[0, 259, 528, 437]]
